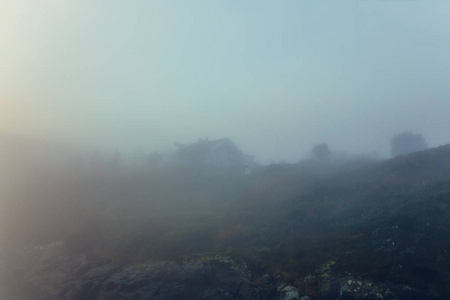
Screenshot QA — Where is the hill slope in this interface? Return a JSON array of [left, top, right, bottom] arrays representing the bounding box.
[[2, 143, 450, 298]]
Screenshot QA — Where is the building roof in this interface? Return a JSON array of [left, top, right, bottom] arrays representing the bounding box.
[[176, 138, 254, 166]]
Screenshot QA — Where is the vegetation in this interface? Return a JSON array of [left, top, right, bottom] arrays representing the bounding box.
[[2, 138, 450, 297], [311, 143, 331, 160], [391, 131, 428, 157]]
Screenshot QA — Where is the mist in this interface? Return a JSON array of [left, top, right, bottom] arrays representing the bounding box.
[[2, 1, 450, 299], [1, 0, 449, 163]]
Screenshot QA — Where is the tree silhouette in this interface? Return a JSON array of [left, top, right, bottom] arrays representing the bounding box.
[[312, 143, 331, 160], [390, 131, 427, 157]]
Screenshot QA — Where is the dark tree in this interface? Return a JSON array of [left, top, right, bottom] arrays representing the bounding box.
[[312, 143, 331, 160], [390, 131, 428, 157]]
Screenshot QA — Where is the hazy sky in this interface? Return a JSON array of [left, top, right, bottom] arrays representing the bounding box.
[[1, 0, 449, 163]]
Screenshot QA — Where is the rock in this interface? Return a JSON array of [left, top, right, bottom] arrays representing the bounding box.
[[3, 242, 281, 300], [2, 242, 443, 300], [336, 276, 441, 300], [261, 273, 271, 283], [280, 285, 300, 300]]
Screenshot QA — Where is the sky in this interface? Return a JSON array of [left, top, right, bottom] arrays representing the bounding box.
[[1, 0, 449, 163]]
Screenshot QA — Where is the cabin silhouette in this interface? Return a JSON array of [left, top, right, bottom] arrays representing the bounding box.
[[176, 138, 255, 169]]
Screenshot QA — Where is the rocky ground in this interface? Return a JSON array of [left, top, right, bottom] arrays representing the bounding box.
[[1, 241, 442, 300], [3, 145, 450, 299]]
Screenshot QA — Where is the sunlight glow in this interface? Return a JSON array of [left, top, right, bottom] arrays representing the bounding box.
[[0, 101, 26, 133]]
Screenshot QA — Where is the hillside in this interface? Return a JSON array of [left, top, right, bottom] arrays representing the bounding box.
[[2, 143, 450, 299]]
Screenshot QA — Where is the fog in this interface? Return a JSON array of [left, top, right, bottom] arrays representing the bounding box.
[[1, 0, 449, 163], [2, 2, 450, 298]]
